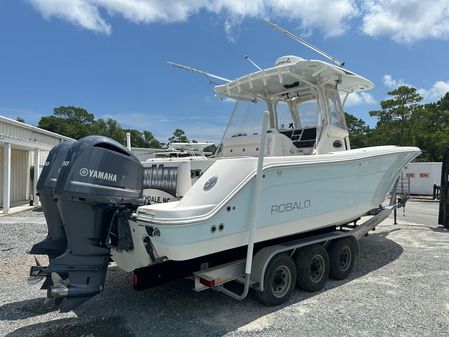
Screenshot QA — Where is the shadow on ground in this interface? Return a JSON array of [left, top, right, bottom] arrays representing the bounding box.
[[5, 316, 134, 337], [2, 229, 403, 337]]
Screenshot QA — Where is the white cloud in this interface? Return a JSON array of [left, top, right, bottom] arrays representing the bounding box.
[[382, 74, 413, 89], [383, 74, 397, 88], [29, 0, 359, 39], [28, 1, 449, 45], [29, 0, 112, 35], [343, 92, 376, 107], [382, 74, 449, 101], [418, 81, 449, 101], [271, 0, 359, 37], [361, 0, 449, 43]]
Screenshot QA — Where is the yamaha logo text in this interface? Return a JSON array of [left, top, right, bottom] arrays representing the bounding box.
[[79, 168, 117, 182]]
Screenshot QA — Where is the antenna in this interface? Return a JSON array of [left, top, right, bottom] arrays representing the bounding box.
[[263, 19, 345, 67], [244, 55, 262, 71], [167, 61, 231, 83]]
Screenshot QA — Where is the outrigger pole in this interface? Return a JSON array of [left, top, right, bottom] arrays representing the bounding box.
[[167, 61, 231, 83], [263, 19, 345, 67], [244, 55, 262, 71]]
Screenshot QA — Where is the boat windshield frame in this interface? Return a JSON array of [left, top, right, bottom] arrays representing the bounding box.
[[215, 83, 347, 156]]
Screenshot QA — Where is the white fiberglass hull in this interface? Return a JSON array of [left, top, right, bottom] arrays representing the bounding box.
[[116, 146, 420, 271]]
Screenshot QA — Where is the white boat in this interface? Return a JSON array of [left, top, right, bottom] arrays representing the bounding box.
[[141, 142, 213, 204], [29, 22, 420, 311], [111, 54, 419, 271]]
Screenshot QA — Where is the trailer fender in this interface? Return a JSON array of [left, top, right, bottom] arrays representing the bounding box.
[[251, 245, 287, 292], [251, 231, 352, 292]]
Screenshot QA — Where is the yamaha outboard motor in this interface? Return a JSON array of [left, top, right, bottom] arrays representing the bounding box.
[[28, 140, 76, 290], [45, 136, 144, 312], [29, 140, 76, 260]]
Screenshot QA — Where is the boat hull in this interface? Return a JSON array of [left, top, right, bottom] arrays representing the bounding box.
[[114, 146, 420, 271]]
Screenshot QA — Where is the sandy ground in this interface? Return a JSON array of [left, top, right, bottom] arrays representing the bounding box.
[[0, 200, 448, 337]]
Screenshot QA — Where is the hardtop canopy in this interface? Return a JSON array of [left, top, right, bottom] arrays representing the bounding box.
[[214, 56, 374, 101]]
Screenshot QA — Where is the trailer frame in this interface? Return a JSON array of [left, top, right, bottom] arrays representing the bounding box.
[[193, 201, 399, 299]]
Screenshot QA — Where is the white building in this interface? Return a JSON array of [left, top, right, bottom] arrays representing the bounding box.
[[0, 115, 72, 213], [403, 162, 442, 196]]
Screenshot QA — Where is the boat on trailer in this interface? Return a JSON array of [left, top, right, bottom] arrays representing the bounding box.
[[28, 21, 420, 311], [142, 142, 213, 204]]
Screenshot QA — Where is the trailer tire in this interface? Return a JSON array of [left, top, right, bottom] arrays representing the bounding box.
[[328, 237, 356, 280], [295, 244, 329, 292], [255, 254, 296, 306]]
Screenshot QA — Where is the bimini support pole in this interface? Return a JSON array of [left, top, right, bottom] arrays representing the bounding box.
[[217, 111, 270, 300], [126, 132, 131, 150]]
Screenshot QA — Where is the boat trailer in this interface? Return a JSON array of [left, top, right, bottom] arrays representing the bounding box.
[[190, 202, 400, 302], [139, 113, 406, 305]]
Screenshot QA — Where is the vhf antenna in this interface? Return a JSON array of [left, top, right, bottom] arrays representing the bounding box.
[[263, 19, 345, 67], [167, 61, 231, 83], [244, 55, 262, 71]]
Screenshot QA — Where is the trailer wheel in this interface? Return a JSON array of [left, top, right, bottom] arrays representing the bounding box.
[[328, 237, 356, 280], [295, 244, 329, 292], [255, 254, 296, 306]]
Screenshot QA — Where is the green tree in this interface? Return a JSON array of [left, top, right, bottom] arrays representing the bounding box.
[[414, 93, 449, 161], [168, 128, 188, 143], [143, 130, 161, 148], [39, 106, 95, 139], [345, 112, 370, 149], [37, 106, 161, 148], [123, 129, 161, 148], [369, 86, 423, 146], [203, 144, 217, 154], [92, 118, 126, 143]]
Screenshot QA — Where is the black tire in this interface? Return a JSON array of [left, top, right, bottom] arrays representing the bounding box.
[[295, 244, 329, 292], [255, 254, 297, 306], [328, 237, 356, 280]]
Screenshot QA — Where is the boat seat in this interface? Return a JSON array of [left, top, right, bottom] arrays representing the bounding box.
[[280, 127, 317, 149], [221, 130, 295, 157]]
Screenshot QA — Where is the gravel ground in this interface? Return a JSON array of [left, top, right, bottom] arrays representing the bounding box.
[[1, 200, 448, 337]]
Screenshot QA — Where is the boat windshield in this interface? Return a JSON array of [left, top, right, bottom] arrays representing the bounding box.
[[326, 88, 347, 129], [276, 97, 318, 130], [220, 99, 268, 140], [295, 98, 319, 128]]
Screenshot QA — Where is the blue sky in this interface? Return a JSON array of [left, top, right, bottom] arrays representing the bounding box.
[[1, 0, 449, 143]]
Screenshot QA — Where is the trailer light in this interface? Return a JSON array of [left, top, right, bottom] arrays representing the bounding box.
[[199, 277, 217, 288], [133, 274, 138, 286]]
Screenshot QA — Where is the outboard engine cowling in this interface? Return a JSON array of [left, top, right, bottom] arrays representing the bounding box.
[[29, 140, 76, 260], [46, 136, 144, 312]]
